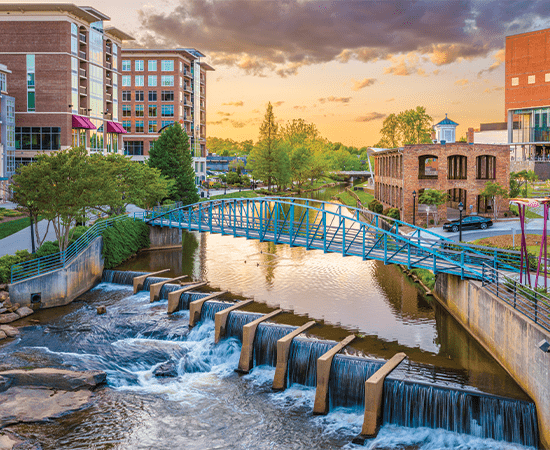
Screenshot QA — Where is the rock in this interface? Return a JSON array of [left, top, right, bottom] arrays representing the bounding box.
[[96, 305, 106, 315], [0, 291, 8, 302], [0, 430, 23, 450], [0, 331, 6, 340], [15, 306, 33, 318], [153, 361, 178, 378], [0, 313, 19, 324], [0, 376, 12, 392], [0, 325, 19, 338], [0, 308, 6, 314], [0, 386, 93, 427], [0, 368, 107, 391]]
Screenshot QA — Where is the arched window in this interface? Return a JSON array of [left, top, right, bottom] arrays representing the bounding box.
[[418, 155, 438, 179], [476, 155, 496, 179], [447, 188, 467, 208], [447, 155, 467, 180]]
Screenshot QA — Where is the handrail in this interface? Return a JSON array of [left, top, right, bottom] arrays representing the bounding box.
[[481, 263, 550, 332], [10, 215, 129, 283]]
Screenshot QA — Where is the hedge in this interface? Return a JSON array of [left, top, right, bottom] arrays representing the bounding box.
[[102, 219, 150, 269]]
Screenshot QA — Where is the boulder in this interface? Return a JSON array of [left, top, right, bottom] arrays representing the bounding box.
[[96, 305, 106, 315], [0, 376, 11, 392], [0, 325, 19, 338], [0, 368, 107, 391], [0, 313, 19, 324], [0, 283, 7, 291], [0, 430, 23, 450], [0, 291, 8, 302], [153, 361, 178, 378], [0, 331, 6, 340], [15, 306, 33, 318], [0, 308, 6, 314]]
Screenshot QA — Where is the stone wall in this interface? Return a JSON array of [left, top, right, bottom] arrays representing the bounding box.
[[148, 224, 182, 248], [510, 160, 535, 173], [434, 273, 550, 449]]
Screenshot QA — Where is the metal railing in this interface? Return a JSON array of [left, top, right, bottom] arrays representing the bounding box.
[[79, 50, 86, 60], [481, 263, 550, 332], [11, 215, 129, 284]]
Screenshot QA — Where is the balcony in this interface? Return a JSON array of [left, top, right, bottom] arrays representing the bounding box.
[[106, 45, 112, 54], [79, 50, 86, 60], [105, 76, 112, 87], [79, 86, 87, 96], [105, 62, 112, 70], [104, 112, 112, 120], [79, 33, 86, 43], [511, 126, 550, 144], [79, 107, 89, 116], [105, 93, 112, 102], [79, 68, 87, 78]]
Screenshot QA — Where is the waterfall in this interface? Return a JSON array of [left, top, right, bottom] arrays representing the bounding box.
[[253, 323, 297, 367], [102, 270, 147, 285], [382, 378, 539, 447], [287, 337, 335, 387], [201, 301, 235, 322], [142, 276, 170, 291], [177, 292, 211, 312], [328, 354, 384, 409], [225, 311, 264, 341]]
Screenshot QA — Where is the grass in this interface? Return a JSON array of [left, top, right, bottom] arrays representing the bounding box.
[[509, 204, 542, 219], [205, 190, 262, 201], [0, 216, 32, 240], [334, 191, 358, 208], [472, 234, 547, 257], [354, 190, 375, 205], [0, 207, 23, 220]]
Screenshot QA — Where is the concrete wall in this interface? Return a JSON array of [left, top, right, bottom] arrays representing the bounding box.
[[434, 273, 550, 449], [511, 160, 535, 173], [9, 237, 104, 309], [148, 225, 182, 248]]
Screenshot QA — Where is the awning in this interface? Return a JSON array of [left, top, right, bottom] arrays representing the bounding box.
[[72, 115, 96, 130], [106, 121, 127, 134]]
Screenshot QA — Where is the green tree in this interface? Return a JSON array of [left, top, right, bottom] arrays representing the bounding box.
[[419, 189, 448, 225], [148, 123, 199, 205], [289, 146, 313, 187], [377, 113, 400, 148], [481, 181, 509, 220], [228, 158, 245, 175], [511, 170, 538, 197], [280, 118, 319, 145], [399, 106, 433, 145]]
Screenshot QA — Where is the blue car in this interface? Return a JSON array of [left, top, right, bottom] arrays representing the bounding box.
[[443, 216, 493, 232]]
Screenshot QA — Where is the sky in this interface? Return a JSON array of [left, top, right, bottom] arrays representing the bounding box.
[[10, 0, 550, 146]]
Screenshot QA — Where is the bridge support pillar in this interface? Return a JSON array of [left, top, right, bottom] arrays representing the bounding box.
[[188, 291, 227, 327], [132, 269, 170, 294], [149, 275, 189, 302], [272, 321, 316, 391], [237, 309, 284, 373], [353, 352, 407, 444], [166, 282, 207, 314], [214, 300, 254, 343], [312, 335, 356, 415]]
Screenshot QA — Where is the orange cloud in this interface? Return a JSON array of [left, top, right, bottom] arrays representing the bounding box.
[[455, 79, 469, 86], [356, 112, 386, 122], [318, 96, 352, 104], [352, 78, 377, 91], [222, 101, 244, 106]]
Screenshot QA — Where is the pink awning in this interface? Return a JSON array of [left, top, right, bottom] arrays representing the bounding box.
[[82, 117, 96, 129], [107, 121, 127, 134], [72, 115, 96, 130]]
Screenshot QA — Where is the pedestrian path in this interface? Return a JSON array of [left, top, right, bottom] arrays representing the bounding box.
[[0, 219, 57, 257]]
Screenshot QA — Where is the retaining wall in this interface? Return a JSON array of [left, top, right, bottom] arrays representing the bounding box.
[[434, 273, 550, 449], [9, 237, 104, 309], [148, 224, 182, 248]]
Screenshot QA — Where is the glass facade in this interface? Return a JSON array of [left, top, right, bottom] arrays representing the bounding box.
[[148, 60, 157, 71], [124, 141, 143, 155], [161, 60, 174, 71], [89, 29, 103, 66], [148, 75, 157, 86], [135, 75, 144, 87], [71, 57, 78, 114], [122, 60, 130, 71], [27, 54, 35, 112], [89, 64, 103, 119], [135, 60, 144, 71], [89, 119, 104, 151], [161, 75, 174, 86], [15, 127, 61, 150]]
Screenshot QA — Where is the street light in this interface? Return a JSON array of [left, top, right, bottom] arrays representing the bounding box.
[[458, 201, 464, 242], [412, 190, 416, 226]]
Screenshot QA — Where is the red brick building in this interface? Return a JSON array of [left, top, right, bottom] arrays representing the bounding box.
[[373, 143, 510, 225], [506, 27, 550, 160], [0, 3, 133, 165]]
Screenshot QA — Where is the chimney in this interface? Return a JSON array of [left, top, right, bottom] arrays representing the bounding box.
[[467, 127, 475, 144]]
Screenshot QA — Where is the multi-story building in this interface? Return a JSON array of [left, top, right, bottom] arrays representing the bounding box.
[[120, 48, 213, 185], [0, 3, 133, 166], [0, 63, 15, 200], [506, 27, 550, 163]]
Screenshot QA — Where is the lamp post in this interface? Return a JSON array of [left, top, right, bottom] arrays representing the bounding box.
[[412, 190, 416, 226], [458, 201, 464, 242]]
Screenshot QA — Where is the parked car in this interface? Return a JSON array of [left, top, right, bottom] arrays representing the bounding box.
[[443, 216, 493, 232]]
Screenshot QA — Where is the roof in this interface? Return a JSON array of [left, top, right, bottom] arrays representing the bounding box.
[[122, 48, 197, 61], [105, 27, 134, 41], [0, 3, 106, 23], [435, 114, 458, 126]]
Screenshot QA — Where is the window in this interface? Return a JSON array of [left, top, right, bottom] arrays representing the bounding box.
[[161, 90, 174, 101], [135, 104, 144, 117], [135, 75, 144, 87], [71, 23, 78, 36], [148, 75, 157, 86], [418, 155, 438, 179], [0, 72, 6, 92], [122, 105, 131, 117], [161, 105, 174, 117], [476, 155, 496, 180], [26, 55, 35, 112], [122, 120, 131, 132], [148, 60, 157, 71], [135, 60, 144, 71], [149, 105, 157, 117], [148, 121, 157, 133], [148, 90, 157, 102], [124, 140, 143, 156], [149, 140, 156, 152], [122, 60, 131, 71], [161, 60, 174, 71], [447, 155, 467, 180], [27, 92, 36, 112], [161, 120, 174, 128], [135, 90, 144, 102], [122, 90, 131, 101], [528, 75, 535, 84], [161, 75, 174, 87], [546, 73, 550, 82], [15, 127, 61, 150], [122, 75, 131, 87], [180, 76, 183, 87], [135, 120, 144, 132], [511, 77, 519, 86]]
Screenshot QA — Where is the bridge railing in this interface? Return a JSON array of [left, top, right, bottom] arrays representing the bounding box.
[[481, 263, 550, 333], [10, 215, 129, 284]]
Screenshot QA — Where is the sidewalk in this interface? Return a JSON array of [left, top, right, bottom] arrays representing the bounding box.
[[0, 219, 57, 257]]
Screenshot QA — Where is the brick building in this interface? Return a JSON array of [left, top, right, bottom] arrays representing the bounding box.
[[0, 3, 133, 165], [0, 63, 15, 200], [372, 143, 510, 225], [120, 48, 214, 185], [506, 27, 550, 160]]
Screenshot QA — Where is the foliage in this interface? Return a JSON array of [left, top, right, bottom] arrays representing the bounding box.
[[510, 170, 538, 198], [375, 106, 433, 147], [148, 123, 199, 205], [228, 159, 245, 174], [419, 189, 448, 206], [480, 181, 508, 220], [289, 146, 314, 187], [0, 250, 33, 284], [226, 171, 241, 185], [383, 207, 400, 221], [102, 219, 150, 269], [0, 216, 32, 240], [368, 199, 384, 214], [0, 208, 23, 220], [280, 119, 319, 144], [207, 137, 253, 156], [409, 268, 435, 290]]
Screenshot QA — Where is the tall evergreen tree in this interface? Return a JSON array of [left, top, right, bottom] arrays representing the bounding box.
[[148, 123, 199, 205]]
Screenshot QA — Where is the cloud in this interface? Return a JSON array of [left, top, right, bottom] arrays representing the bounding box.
[[318, 96, 352, 104], [207, 118, 230, 125], [356, 112, 386, 122], [216, 111, 232, 116], [293, 105, 307, 110], [455, 78, 469, 86], [478, 48, 506, 76], [385, 98, 395, 102], [230, 120, 247, 128], [273, 101, 285, 107], [222, 101, 244, 107], [351, 78, 377, 91], [138, 0, 550, 77], [384, 53, 425, 76]]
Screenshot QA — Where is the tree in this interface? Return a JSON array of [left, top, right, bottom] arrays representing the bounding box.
[[376, 107, 433, 148], [228, 158, 245, 175], [289, 145, 313, 187], [511, 170, 538, 197], [148, 123, 199, 205], [419, 189, 448, 225], [280, 118, 319, 145], [481, 181, 508, 220], [377, 113, 400, 148]]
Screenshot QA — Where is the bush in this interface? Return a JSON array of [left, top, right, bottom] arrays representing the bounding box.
[[0, 250, 33, 284], [35, 241, 60, 258], [102, 219, 150, 269], [383, 207, 400, 221], [368, 199, 383, 214]]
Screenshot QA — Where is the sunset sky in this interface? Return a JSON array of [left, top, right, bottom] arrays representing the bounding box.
[[12, 0, 550, 146]]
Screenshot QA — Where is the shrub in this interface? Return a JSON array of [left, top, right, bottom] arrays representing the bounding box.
[[35, 241, 60, 258], [383, 207, 400, 221], [0, 251, 33, 284], [368, 199, 383, 214], [102, 219, 150, 269]]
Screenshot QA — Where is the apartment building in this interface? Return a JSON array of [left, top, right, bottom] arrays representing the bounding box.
[[0, 3, 133, 166], [120, 48, 214, 185], [0, 63, 15, 200], [506, 27, 550, 163]]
